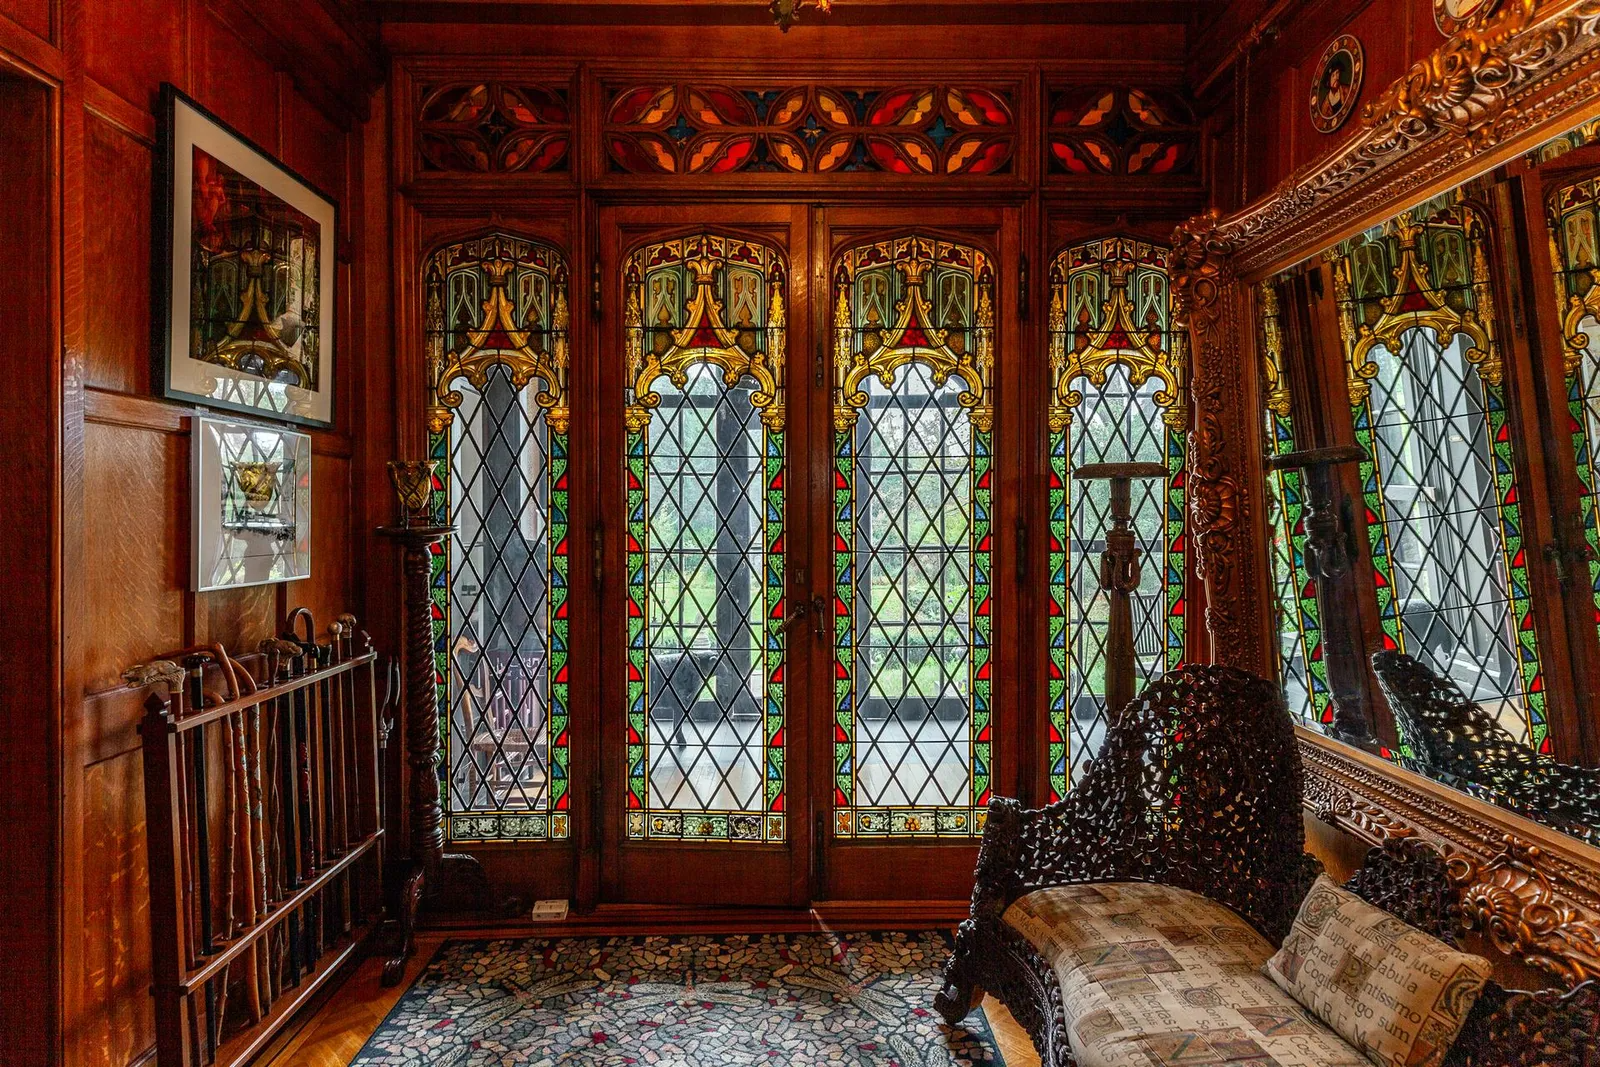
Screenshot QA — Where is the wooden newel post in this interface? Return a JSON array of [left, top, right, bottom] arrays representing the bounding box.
[[1074, 462, 1168, 718], [377, 461, 520, 986], [1264, 444, 1377, 750]]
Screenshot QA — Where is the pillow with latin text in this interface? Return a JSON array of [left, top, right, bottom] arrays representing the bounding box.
[[1264, 875, 1492, 1067]]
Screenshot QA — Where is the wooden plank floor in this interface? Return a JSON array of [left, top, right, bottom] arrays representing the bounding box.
[[254, 929, 1042, 1067]]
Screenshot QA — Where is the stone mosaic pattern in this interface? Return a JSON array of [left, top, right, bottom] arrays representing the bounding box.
[[353, 930, 1006, 1066]]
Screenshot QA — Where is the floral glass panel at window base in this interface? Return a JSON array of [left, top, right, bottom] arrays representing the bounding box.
[[832, 235, 993, 838], [1545, 171, 1600, 657], [1045, 237, 1186, 801], [623, 233, 788, 844], [425, 234, 572, 842], [1258, 283, 1329, 729], [1333, 197, 1549, 753]]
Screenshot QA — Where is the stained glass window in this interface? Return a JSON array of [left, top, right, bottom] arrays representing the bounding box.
[[1333, 200, 1549, 751], [623, 233, 787, 843], [1045, 238, 1186, 800], [424, 234, 572, 841], [832, 235, 993, 837], [1545, 174, 1600, 654], [1257, 284, 1327, 727]]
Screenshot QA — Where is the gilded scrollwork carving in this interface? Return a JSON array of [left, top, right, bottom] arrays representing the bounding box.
[[1302, 730, 1600, 987], [1209, 0, 1600, 277], [1449, 837, 1600, 985]]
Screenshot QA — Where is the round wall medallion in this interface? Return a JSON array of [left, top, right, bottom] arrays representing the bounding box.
[[1309, 33, 1364, 135], [1434, 0, 1501, 35]]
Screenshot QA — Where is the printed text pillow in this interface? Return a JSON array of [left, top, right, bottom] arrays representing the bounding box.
[[1264, 875, 1491, 1067]]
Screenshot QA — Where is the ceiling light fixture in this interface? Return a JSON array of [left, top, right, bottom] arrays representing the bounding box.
[[770, 0, 833, 31]]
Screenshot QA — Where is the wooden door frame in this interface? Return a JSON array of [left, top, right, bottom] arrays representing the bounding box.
[[596, 201, 815, 907]]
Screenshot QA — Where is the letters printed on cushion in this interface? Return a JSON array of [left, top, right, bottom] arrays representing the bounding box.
[[1263, 876, 1492, 1067], [1005, 882, 1370, 1067]]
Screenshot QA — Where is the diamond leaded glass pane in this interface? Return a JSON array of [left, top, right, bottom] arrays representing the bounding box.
[[833, 235, 993, 838], [624, 233, 787, 843], [1336, 203, 1547, 750], [425, 234, 571, 842], [1045, 239, 1186, 801]]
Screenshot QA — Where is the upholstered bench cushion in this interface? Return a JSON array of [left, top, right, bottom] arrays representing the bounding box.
[[1004, 882, 1369, 1067]]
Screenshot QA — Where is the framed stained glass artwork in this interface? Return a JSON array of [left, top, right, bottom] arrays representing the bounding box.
[[157, 84, 337, 428], [191, 415, 312, 592]]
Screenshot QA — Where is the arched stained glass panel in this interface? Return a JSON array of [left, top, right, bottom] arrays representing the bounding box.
[[1045, 238, 1186, 800], [424, 234, 572, 841], [1258, 283, 1325, 727], [833, 234, 993, 837], [623, 233, 788, 843], [1545, 174, 1600, 651], [1333, 200, 1548, 751]]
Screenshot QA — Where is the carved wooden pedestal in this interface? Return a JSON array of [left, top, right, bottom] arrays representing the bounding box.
[[378, 523, 520, 985], [1265, 445, 1375, 749], [1074, 462, 1168, 715]]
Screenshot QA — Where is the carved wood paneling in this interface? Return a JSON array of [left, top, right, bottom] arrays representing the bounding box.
[[1301, 728, 1600, 986]]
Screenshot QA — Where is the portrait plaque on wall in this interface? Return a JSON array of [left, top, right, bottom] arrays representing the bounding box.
[[191, 416, 312, 592], [1309, 34, 1364, 135], [156, 84, 337, 428]]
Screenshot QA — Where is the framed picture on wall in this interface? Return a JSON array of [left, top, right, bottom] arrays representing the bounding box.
[[192, 415, 313, 592], [156, 83, 337, 428]]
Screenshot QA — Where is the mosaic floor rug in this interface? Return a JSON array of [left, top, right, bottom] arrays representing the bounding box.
[[352, 930, 1007, 1066]]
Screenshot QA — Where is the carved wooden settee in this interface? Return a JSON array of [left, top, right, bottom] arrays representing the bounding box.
[[1371, 650, 1600, 838], [936, 664, 1600, 1067]]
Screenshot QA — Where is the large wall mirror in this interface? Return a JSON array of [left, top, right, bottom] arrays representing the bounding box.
[[1262, 115, 1600, 848]]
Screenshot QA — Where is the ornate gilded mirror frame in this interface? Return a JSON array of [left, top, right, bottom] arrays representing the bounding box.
[[1170, 0, 1600, 986]]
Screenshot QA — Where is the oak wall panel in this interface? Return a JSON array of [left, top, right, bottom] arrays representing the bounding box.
[[194, 2, 279, 152], [84, 114, 153, 396], [288, 450, 353, 634], [283, 89, 346, 200], [0, 0, 49, 43], [83, 0, 180, 115], [82, 420, 186, 693], [79, 753, 154, 1067], [60, 4, 368, 1062]]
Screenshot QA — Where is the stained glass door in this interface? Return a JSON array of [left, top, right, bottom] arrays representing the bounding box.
[[599, 209, 814, 905], [819, 215, 1020, 900]]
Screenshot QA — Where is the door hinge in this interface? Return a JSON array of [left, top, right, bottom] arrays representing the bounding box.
[[1015, 517, 1028, 582], [591, 259, 602, 319], [813, 810, 827, 901], [1019, 254, 1029, 321], [592, 522, 605, 588]]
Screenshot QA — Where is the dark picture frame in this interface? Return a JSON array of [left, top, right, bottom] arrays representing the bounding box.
[[154, 83, 337, 429]]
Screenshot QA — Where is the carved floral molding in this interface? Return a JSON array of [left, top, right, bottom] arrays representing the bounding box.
[[1301, 728, 1600, 986]]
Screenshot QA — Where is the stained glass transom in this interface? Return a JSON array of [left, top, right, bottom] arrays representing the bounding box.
[[1045, 238, 1186, 801], [1334, 201, 1548, 751], [624, 233, 787, 843], [833, 235, 993, 837], [424, 234, 572, 841]]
